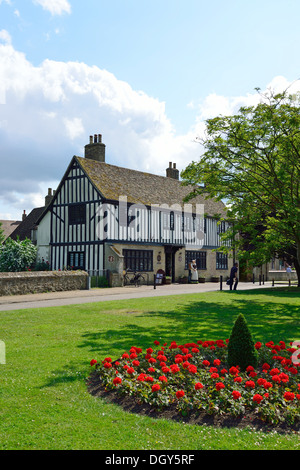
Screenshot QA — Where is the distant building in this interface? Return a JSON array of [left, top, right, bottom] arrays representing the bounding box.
[[0, 219, 21, 241], [36, 134, 233, 284], [10, 189, 56, 244]]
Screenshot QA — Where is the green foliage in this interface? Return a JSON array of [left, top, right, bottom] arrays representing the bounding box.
[[0, 237, 37, 272], [227, 313, 258, 371], [181, 89, 300, 285]]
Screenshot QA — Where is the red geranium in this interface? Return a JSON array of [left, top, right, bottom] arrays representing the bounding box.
[[152, 384, 160, 392], [215, 382, 225, 391], [284, 391, 295, 401], [232, 390, 241, 400], [195, 382, 204, 390], [253, 394, 263, 404], [176, 390, 185, 398]]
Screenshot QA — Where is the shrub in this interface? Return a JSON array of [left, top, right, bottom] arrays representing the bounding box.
[[0, 237, 37, 272], [227, 313, 258, 371]]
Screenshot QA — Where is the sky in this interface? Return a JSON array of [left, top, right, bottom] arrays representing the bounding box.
[[0, 0, 300, 220]]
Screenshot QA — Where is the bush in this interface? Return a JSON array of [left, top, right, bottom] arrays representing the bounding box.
[[227, 314, 258, 371], [0, 237, 37, 272]]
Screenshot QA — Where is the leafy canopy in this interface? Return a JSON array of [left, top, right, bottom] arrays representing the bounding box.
[[181, 89, 300, 281]]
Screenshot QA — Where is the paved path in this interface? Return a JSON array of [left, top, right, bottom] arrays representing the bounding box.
[[0, 281, 277, 311]]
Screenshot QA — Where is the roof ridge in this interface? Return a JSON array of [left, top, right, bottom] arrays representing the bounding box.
[[75, 156, 181, 183]]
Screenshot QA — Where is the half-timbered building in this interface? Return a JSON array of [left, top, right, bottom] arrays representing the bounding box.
[[36, 134, 233, 285]]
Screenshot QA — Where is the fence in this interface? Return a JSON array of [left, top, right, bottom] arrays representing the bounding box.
[[87, 270, 110, 288]]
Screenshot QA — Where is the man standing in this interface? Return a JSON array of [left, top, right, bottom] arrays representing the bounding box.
[[229, 262, 238, 290]]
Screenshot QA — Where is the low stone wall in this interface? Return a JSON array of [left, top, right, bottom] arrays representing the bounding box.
[[0, 271, 89, 297], [268, 270, 297, 282]]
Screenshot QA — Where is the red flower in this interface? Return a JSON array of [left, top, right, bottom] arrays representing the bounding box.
[[211, 373, 219, 379], [202, 360, 210, 367], [195, 382, 204, 390], [122, 353, 129, 359], [152, 384, 160, 392], [176, 390, 185, 398], [90, 359, 97, 366], [154, 340, 160, 346], [170, 364, 180, 374], [255, 342, 262, 349], [213, 359, 221, 366], [245, 380, 255, 388], [284, 391, 295, 401], [113, 377, 122, 386], [253, 394, 263, 404], [159, 375, 168, 383], [232, 390, 241, 400], [229, 366, 239, 376], [234, 376, 242, 383], [215, 382, 225, 391], [132, 360, 140, 367], [103, 362, 112, 369], [188, 364, 197, 374], [127, 367, 135, 374]]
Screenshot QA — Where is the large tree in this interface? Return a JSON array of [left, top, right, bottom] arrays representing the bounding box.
[[181, 89, 300, 286]]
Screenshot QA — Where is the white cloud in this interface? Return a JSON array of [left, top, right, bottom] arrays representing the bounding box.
[[0, 29, 12, 45], [0, 37, 299, 220], [33, 0, 71, 16], [0, 39, 201, 218]]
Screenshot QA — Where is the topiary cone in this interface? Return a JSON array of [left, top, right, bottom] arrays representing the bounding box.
[[227, 313, 258, 371]]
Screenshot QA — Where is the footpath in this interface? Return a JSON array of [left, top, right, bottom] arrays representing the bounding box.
[[0, 281, 277, 311]]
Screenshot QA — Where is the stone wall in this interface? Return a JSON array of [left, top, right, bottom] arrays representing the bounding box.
[[0, 271, 89, 297]]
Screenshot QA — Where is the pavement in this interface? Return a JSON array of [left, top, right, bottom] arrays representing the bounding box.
[[0, 280, 278, 311]]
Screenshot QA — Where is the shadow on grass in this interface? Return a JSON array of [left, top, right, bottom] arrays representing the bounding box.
[[42, 287, 300, 388], [79, 288, 300, 359]]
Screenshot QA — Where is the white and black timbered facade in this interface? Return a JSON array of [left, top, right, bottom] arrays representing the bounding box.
[[36, 135, 233, 284]]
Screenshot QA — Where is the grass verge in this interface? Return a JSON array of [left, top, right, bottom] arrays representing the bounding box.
[[0, 287, 299, 450]]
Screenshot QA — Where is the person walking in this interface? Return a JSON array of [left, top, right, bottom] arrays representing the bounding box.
[[229, 262, 238, 290]]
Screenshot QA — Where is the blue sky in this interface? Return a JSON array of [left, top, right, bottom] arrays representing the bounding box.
[[0, 0, 300, 220]]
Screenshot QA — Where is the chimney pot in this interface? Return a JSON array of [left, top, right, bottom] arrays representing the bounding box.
[[85, 134, 106, 162], [166, 162, 179, 180]]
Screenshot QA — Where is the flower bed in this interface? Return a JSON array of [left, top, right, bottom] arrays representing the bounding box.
[[90, 338, 300, 426]]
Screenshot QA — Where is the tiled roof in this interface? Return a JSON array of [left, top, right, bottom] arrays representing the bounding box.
[[10, 207, 46, 241], [0, 220, 21, 240], [76, 157, 226, 217]]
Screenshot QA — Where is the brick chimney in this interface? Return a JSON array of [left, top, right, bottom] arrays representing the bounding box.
[[45, 188, 55, 206], [166, 162, 179, 180], [84, 134, 106, 162], [22, 210, 27, 221]]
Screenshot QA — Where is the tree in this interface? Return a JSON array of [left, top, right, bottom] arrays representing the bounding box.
[[0, 237, 37, 272], [181, 89, 300, 286], [227, 313, 258, 371]]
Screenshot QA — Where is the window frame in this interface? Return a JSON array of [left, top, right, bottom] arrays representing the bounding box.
[[123, 249, 153, 272]]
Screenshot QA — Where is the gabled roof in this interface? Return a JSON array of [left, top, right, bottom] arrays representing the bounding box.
[[0, 220, 21, 240], [10, 207, 45, 240], [75, 157, 226, 217]]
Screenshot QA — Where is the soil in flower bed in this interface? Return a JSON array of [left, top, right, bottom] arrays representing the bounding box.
[[87, 371, 300, 434]]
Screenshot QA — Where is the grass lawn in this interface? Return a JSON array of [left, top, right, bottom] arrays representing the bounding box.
[[0, 287, 299, 450]]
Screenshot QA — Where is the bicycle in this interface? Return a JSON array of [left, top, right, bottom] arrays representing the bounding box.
[[123, 269, 145, 287]]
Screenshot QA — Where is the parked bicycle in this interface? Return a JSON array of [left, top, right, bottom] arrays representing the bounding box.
[[123, 269, 146, 287]]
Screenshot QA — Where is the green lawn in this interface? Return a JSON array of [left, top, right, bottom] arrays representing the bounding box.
[[0, 288, 299, 450]]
